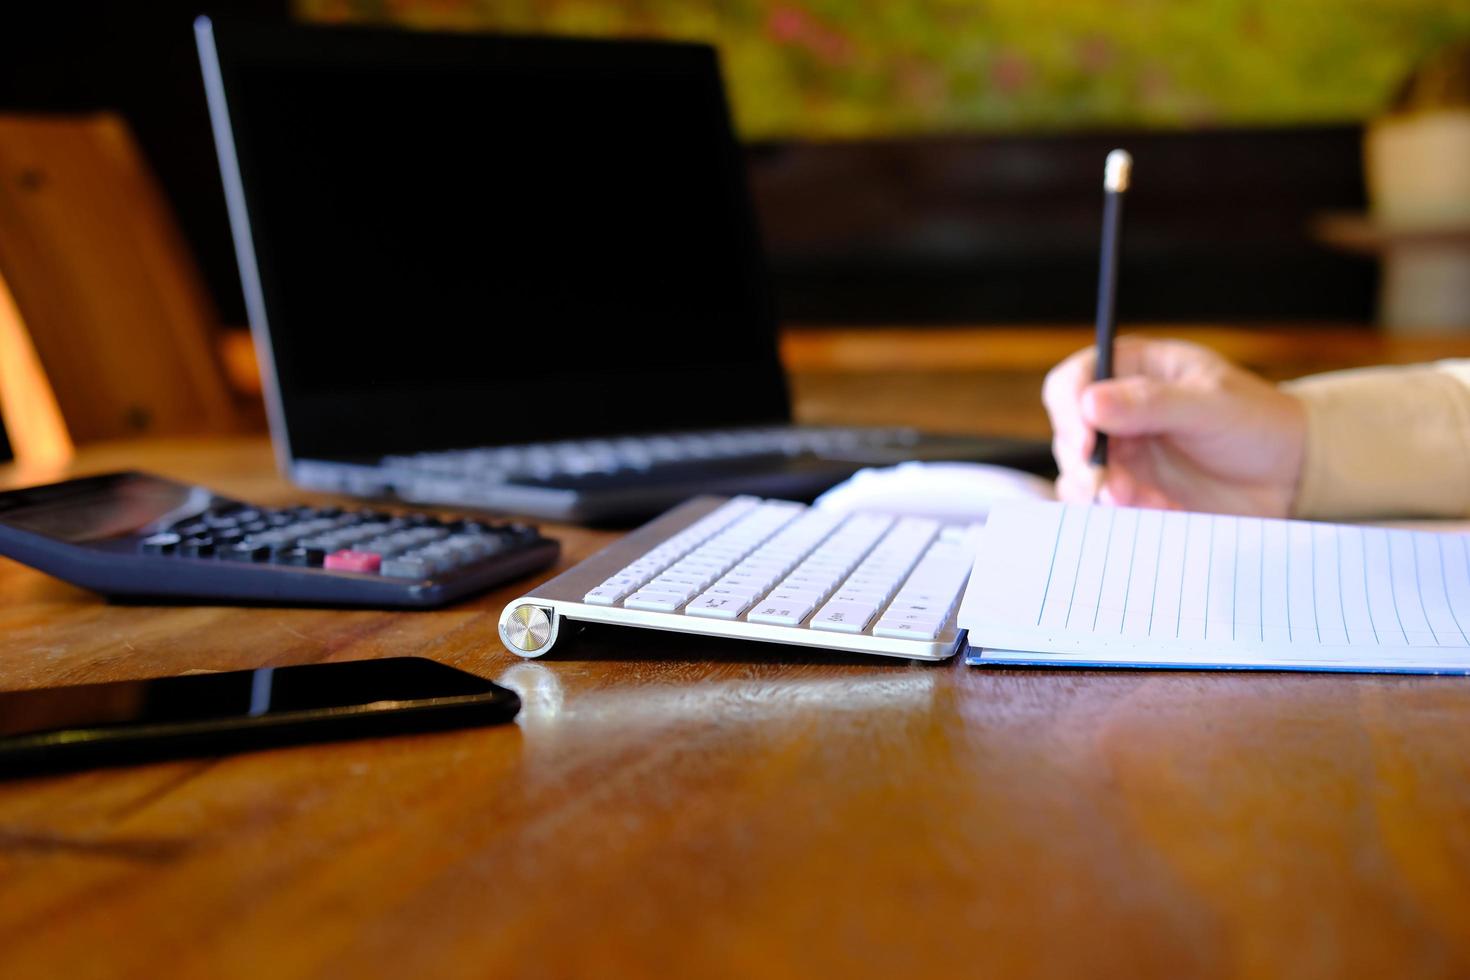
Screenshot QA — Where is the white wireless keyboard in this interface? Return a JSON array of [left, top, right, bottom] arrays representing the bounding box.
[[498, 496, 981, 662]]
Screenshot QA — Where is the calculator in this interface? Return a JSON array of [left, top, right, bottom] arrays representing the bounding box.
[[0, 471, 559, 608]]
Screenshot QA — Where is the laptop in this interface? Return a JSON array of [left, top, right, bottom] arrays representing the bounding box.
[[196, 18, 1050, 524]]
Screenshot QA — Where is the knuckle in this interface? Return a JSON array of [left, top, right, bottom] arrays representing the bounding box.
[[1125, 378, 1160, 409]]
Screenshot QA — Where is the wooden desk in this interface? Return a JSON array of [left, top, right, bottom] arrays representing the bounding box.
[[4, 327, 1470, 979]]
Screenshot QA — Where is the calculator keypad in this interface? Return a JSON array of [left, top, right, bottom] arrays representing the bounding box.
[[146, 506, 533, 579]]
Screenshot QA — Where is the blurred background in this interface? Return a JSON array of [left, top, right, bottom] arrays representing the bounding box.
[[2, 1, 1469, 465]]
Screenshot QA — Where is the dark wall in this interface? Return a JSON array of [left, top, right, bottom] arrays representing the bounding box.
[[0, 1, 291, 327], [2, 10, 1372, 327], [748, 126, 1375, 324]]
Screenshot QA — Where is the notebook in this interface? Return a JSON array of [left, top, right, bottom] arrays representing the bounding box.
[[959, 501, 1470, 674]]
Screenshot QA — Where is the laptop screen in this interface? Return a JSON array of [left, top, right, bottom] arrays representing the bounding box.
[[200, 22, 790, 461]]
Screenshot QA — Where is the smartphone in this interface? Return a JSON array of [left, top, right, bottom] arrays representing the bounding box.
[[0, 657, 519, 777]]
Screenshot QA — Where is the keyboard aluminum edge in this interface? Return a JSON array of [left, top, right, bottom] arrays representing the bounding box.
[[522, 598, 964, 662]]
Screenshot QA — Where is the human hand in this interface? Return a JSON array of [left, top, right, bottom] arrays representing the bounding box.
[[1042, 338, 1307, 516]]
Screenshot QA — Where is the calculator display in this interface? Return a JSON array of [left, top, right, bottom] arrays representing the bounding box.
[[0, 473, 215, 543]]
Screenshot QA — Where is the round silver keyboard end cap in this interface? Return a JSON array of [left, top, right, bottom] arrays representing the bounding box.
[[500, 602, 559, 658]]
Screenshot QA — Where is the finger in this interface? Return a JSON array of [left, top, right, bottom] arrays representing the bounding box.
[[1098, 468, 1179, 511], [1042, 355, 1093, 434], [1140, 338, 1215, 382], [1098, 467, 1138, 507], [1105, 439, 1182, 510], [1128, 481, 1180, 511], [1050, 427, 1095, 473], [1110, 336, 1217, 383], [1055, 469, 1100, 504], [1109, 336, 1151, 379], [1044, 339, 1171, 438], [1081, 376, 1218, 437], [1107, 434, 1147, 469]]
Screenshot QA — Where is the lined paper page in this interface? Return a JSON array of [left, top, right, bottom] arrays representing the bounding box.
[[958, 501, 1470, 672]]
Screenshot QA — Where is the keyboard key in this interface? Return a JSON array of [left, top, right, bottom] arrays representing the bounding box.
[[245, 528, 288, 552], [718, 572, 776, 592], [810, 600, 878, 633], [359, 538, 404, 559], [140, 532, 181, 555], [324, 550, 382, 573], [887, 601, 944, 617], [277, 545, 326, 567], [704, 585, 760, 603], [445, 535, 489, 559], [381, 556, 431, 579], [646, 580, 698, 601], [418, 543, 463, 567], [222, 542, 270, 562], [829, 597, 885, 615], [653, 573, 705, 590], [764, 588, 825, 607], [403, 550, 451, 574], [583, 585, 630, 605], [178, 537, 215, 559], [873, 618, 943, 640], [893, 589, 956, 608], [685, 593, 752, 619], [624, 591, 686, 612], [747, 601, 814, 626], [735, 558, 788, 574], [881, 605, 946, 623], [669, 571, 718, 589], [672, 557, 724, 573], [782, 571, 837, 588]]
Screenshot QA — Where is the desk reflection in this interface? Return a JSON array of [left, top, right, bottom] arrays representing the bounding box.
[[496, 660, 939, 733]]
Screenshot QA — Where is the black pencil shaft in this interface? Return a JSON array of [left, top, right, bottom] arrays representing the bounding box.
[[1090, 189, 1124, 468]]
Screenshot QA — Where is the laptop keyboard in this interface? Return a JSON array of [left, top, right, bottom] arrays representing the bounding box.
[[580, 497, 980, 641], [382, 426, 920, 483]]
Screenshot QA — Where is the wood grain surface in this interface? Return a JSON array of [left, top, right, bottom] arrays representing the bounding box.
[[3, 329, 1470, 979]]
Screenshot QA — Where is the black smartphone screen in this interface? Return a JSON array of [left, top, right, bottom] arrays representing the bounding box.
[[0, 658, 518, 776]]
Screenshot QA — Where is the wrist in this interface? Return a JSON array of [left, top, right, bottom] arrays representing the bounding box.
[[1277, 389, 1309, 518], [1283, 365, 1470, 519]]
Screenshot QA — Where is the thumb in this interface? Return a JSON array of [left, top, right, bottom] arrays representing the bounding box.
[[1081, 376, 1216, 437]]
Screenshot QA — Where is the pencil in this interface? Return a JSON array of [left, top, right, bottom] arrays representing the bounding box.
[[1087, 148, 1132, 503]]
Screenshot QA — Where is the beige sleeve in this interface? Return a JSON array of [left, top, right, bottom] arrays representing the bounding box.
[[1283, 360, 1470, 520]]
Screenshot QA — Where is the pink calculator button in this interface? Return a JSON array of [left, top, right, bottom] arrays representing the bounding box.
[[324, 550, 381, 573]]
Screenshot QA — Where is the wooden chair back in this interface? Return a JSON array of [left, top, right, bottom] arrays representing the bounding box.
[[0, 112, 243, 466]]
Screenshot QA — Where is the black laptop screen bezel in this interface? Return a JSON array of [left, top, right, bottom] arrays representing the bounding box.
[[197, 18, 792, 463]]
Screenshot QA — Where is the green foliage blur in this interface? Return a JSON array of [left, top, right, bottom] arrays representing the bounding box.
[[297, 0, 1470, 138]]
